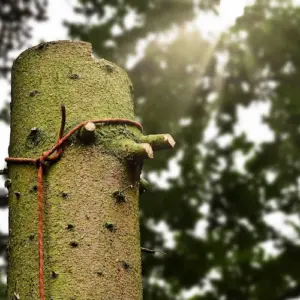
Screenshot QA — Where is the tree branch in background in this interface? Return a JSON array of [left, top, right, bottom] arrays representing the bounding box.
[[0, 0, 48, 77]]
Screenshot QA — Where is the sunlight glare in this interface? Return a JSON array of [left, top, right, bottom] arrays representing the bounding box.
[[218, 0, 255, 29], [195, 0, 255, 39]]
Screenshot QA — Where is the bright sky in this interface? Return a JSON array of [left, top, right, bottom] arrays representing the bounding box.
[[195, 0, 255, 39]]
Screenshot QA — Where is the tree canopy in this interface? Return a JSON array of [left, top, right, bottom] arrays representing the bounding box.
[[0, 0, 47, 77], [2, 0, 300, 299]]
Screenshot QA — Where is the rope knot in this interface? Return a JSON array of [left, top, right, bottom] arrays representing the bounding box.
[[35, 152, 48, 169]]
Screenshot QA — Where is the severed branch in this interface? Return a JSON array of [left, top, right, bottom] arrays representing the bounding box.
[[114, 139, 154, 159], [79, 121, 96, 143], [140, 134, 175, 151]]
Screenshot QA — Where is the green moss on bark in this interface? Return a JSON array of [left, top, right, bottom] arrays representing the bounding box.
[[8, 40, 143, 299]]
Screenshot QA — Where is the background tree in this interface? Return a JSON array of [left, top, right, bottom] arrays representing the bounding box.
[[3, 0, 300, 299], [0, 0, 47, 77]]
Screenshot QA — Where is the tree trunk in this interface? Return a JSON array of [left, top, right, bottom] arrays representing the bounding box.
[[6, 41, 174, 299]]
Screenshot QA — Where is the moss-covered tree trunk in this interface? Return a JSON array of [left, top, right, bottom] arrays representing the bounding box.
[[6, 41, 174, 299]]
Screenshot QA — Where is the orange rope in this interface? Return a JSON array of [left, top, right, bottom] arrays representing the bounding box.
[[37, 163, 44, 300], [5, 105, 142, 300]]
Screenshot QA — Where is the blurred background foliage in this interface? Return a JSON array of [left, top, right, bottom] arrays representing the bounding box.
[[2, 0, 300, 299], [0, 0, 47, 76]]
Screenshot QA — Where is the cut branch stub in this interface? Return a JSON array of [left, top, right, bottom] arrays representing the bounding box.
[[137, 143, 153, 159], [110, 134, 176, 160], [113, 139, 154, 159], [79, 121, 96, 143], [139, 133, 175, 151]]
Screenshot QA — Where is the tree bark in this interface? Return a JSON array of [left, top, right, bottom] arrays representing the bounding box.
[[7, 41, 174, 299]]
